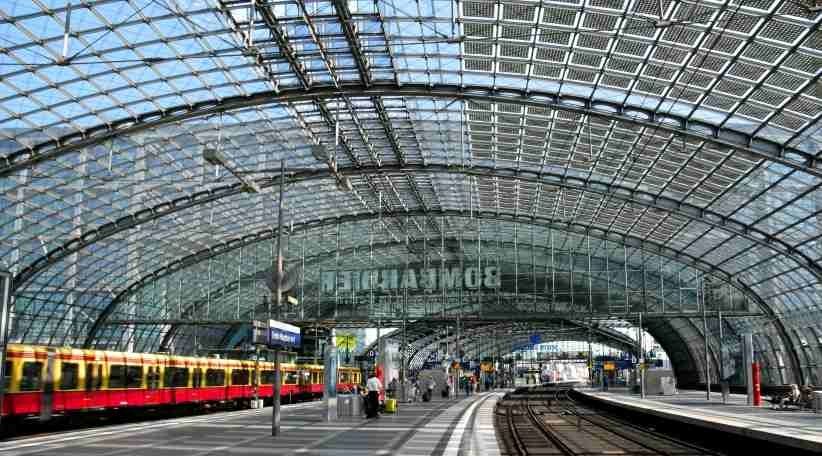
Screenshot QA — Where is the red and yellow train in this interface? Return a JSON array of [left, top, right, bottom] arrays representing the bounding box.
[[1, 344, 361, 419]]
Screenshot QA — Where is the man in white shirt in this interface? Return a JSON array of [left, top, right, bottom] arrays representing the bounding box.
[[365, 372, 382, 418]]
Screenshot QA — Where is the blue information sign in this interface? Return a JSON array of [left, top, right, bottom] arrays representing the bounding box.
[[529, 334, 541, 345], [268, 320, 301, 348]]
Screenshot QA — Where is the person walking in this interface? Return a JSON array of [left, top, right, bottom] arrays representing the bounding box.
[[366, 371, 383, 418], [425, 377, 436, 401]]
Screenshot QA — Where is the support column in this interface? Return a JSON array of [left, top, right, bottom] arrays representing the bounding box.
[[323, 329, 338, 421], [272, 347, 281, 435], [702, 274, 710, 401], [272, 159, 286, 436], [587, 324, 593, 386], [0, 271, 12, 428], [743, 333, 754, 405], [719, 311, 728, 404], [638, 312, 645, 399]]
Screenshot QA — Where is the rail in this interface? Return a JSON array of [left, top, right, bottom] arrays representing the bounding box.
[[496, 386, 720, 456]]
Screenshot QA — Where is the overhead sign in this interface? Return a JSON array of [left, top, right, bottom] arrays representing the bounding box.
[[529, 334, 542, 345], [268, 320, 301, 348], [321, 265, 501, 293]]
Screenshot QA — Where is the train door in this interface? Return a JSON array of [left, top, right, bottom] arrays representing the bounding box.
[[313, 368, 323, 397], [84, 362, 103, 409], [191, 367, 203, 403], [145, 363, 161, 405], [39, 348, 55, 421], [55, 356, 82, 412], [296, 369, 309, 398], [1, 359, 11, 416]]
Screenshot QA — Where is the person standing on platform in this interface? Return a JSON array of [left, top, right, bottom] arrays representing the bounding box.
[[366, 371, 383, 418]]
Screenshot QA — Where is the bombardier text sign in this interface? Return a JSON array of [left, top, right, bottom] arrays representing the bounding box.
[[268, 320, 301, 348], [321, 266, 501, 293]]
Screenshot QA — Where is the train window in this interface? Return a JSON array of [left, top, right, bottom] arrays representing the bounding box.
[[338, 371, 350, 383], [260, 370, 276, 385], [205, 369, 225, 386], [231, 369, 249, 386], [125, 366, 143, 389], [59, 363, 79, 390], [164, 367, 189, 388], [20, 362, 43, 391], [109, 365, 126, 388], [3, 361, 11, 391], [284, 372, 298, 385], [192, 368, 203, 388]]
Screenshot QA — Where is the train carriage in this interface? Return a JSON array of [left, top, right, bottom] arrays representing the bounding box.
[[1, 344, 362, 421]]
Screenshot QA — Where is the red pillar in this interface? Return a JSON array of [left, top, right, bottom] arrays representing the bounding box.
[[752, 362, 762, 406]]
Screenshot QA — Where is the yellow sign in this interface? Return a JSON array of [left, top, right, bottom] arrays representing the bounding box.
[[603, 361, 615, 371], [336, 333, 357, 350]]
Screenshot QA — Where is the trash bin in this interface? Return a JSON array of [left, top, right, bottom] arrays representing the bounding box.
[[813, 391, 822, 413], [385, 398, 397, 413], [337, 394, 357, 417]]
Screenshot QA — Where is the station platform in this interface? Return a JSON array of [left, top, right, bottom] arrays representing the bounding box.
[[0, 392, 504, 456], [577, 387, 822, 453]]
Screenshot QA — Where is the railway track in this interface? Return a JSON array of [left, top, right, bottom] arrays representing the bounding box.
[[495, 387, 723, 455]]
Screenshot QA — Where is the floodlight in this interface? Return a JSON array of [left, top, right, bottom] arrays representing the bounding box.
[[311, 143, 329, 162], [336, 175, 353, 192], [203, 147, 225, 166]]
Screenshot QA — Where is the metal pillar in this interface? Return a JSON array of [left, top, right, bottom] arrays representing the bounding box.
[[743, 333, 754, 405], [702, 274, 710, 401], [272, 348, 281, 435], [253, 345, 260, 406], [639, 312, 645, 399], [0, 272, 12, 428], [323, 329, 338, 421], [718, 311, 727, 404], [401, 217, 408, 402], [272, 159, 285, 436], [587, 324, 593, 386]]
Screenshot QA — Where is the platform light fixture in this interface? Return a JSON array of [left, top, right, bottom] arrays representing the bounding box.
[[801, 0, 822, 12], [202, 146, 262, 193], [311, 143, 329, 162]]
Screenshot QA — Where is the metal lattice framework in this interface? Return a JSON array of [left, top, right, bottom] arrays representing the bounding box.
[[1, 0, 821, 385]]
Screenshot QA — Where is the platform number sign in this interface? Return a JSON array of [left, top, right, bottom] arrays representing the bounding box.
[[268, 320, 301, 348]]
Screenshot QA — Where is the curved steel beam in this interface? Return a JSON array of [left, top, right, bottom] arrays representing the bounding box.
[[4, 83, 819, 179], [364, 320, 638, 369], [83, 208, 770, 348], [18, 163, 822, 294], [441, 323, 638, 358]]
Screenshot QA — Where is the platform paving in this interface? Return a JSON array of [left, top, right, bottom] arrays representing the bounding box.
[[0, 392, 504, 456], [579, 387, 822, 452]]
